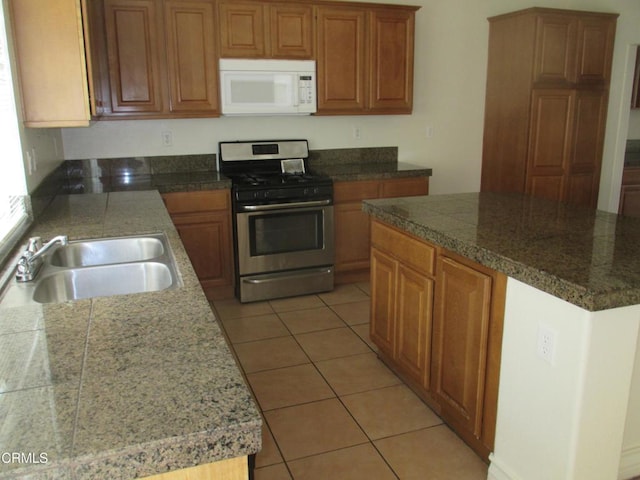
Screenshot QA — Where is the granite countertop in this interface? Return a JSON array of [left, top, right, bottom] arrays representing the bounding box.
[[309, 161, 432, 182], [0, 191, 261, 479], [363, 192, 640, 311]]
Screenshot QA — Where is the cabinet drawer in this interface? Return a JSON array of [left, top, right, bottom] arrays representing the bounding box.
[[334, 180, 380, 203], [380, 177, 429, 198], [162, 190, 230, 214], [622, 167, 640, 185], [371, 220, 436, 276]]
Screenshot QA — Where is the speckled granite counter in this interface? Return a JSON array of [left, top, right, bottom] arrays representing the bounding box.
[[363, 192, 640, 311], [0, 191, 261, 479], [308, 146, 432, 182]]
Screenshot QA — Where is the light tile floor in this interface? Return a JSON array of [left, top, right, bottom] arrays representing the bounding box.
[[212, 283, 488, 480]]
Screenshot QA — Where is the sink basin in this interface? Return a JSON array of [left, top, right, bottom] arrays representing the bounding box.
[[48, 234, 166, 267], [32, 262, 175, 304]]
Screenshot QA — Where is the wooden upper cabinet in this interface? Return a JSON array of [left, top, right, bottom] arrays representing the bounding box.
[[104, 0, 166, 113], [219, 1, 313, 58], [269, 4, 314, 58], [9, 0, 91, 127], [219, 2, 267, 57], [315, 5, 367, 112], [316, 4, 417, 115], [532, 11, 615, 87], [369, 8, 415, 112], [575, 15, 616, 86], [481, 8, 617, 208], [164, 0, 219, 113], [95, 0, 220, 118]]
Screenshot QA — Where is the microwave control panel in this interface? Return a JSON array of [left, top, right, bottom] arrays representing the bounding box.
[[298, 75, 315, 105]]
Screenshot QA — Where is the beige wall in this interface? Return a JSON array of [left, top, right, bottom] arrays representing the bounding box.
[[60, 0, 640, 211]]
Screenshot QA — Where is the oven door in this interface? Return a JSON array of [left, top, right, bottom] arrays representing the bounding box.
[[236, 200, 334, 276]]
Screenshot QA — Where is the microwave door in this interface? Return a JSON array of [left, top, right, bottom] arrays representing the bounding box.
[[222, 72, 297, 115]]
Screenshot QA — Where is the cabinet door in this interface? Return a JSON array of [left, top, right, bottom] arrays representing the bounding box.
[[172, 210, 233, 292], [218, 2, 266, 58], [164, 0, 219, 114], [334, 202, 372, 274], [565, 90, 607, 208], [370, 248, 397, 358], [395, 264, 433, 389], [533, 13, 577, 85], [379, 177, 429, 198], [9, 0, 91, 127], [526, 89, 574, 202], [104, 0, 166, 113], [369, 8, 414, 113], [316, 6, 367, 112], [270, 4, 313, 59], [431, 256, 492, 439], [575, 15, 616, 86]]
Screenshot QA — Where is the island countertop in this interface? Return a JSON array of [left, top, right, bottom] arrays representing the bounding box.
[[363, 192, 640, 311], [0, 191, 261, 479]]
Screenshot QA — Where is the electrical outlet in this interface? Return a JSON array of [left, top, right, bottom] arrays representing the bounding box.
[[537, 325, 557, 364], [161, 131, 173, 147], [426, 126, 434, 138], [353, 126, 361, 139]]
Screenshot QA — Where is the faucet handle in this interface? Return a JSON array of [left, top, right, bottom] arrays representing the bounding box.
[[26, 237, 42, 254]]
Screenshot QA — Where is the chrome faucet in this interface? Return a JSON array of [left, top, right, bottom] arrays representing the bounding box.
[[15, 235, 68, 282]]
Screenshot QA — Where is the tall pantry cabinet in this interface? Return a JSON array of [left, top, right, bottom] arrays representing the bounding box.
[[481, 8, 617, 208]]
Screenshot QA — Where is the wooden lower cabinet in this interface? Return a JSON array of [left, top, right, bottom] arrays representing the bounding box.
[[334, 176, 429, 283], [162, 190, 234, 300], [619, 166, 640, 218], [369, 219, 506, 460], [141, 455, 248, 480]]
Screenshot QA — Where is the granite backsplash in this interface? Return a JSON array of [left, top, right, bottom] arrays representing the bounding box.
[[29, 146, 399, 220]]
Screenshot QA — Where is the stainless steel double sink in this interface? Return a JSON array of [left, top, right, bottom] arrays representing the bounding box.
[[1, 233, 180, 305]]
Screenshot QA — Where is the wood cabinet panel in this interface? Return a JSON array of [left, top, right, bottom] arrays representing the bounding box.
[[482, 8, 616, 208], [379, 177, 429, 198], [164, 0, 219, 113], [533, 13, 576, 85], [369, 8, 414, 112], [163, 190, 233, 300], [104, 0, 165, 113], [218, 2, 266, 57], [334, 177, 429, 283], [370, 247, 397, 357], [575, 15, 616, 85], [432, 256, 492, 439], [9, 0, 91, 127], [369, 219, 506, 459], [371, 219, 435, 276], [316, 6, 367, 112], [619, 167, 640, 218], [395, 264, 433, 389], [334, 202, 371, 275], [270, 4, 313, 58], [316, 4, 417, 115]]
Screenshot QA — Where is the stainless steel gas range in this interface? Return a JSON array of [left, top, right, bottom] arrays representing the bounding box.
[[219, 140, 334, 303]]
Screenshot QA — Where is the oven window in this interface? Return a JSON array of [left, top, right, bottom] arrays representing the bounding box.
[[250, 210, 323, 256]]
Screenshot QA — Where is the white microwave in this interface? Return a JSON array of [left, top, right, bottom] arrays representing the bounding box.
[[219, 59, 317, 116]]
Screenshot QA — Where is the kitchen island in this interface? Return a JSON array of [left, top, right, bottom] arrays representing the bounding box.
[[0, 191, 261, 479], [363, 192, 640, 480]]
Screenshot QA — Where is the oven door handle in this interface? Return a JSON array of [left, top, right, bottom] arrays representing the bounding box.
[[239, 199, 332, 212], [242, 267, 333, 284]]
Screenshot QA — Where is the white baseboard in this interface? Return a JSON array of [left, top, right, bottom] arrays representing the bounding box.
[[619, 444, 640, 480], [488, 454, 520, 480]]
